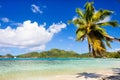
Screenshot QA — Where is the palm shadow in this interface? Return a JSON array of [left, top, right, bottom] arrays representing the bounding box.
[[112, 68, 120, 74], [76, 72, 103, 80], [104, 68, 120, 80]]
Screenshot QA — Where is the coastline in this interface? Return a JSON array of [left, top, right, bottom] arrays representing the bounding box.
[[0, 69, 119, 80]]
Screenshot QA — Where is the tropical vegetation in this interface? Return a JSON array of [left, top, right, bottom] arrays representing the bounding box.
[[0, 49, 120, 58], [68, 2, 120, 58], [17, 49, 80, 58]]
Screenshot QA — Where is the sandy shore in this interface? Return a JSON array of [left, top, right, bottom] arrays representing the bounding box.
[[45, 70, 116, 80], [1, 69, 118, 80]]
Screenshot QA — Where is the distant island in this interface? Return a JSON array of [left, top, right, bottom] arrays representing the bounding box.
[[0, 49, 120, 58]]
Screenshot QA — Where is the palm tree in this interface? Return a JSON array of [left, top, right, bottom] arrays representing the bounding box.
[[68, 2, 120, 58]]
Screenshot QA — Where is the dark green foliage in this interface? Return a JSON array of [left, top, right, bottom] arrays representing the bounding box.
[[0, 49, 120, 58], [78, 53, 93, 58], [4, 54, 14, 58], [117, 51, 120, 54], [17, 52, 39, 58], [17, 49, 81, 58], [17, 49, 120, 58], [105, 52, 120, 58], [0, 55, 3, 57]]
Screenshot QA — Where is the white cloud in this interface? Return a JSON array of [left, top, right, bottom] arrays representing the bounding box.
[[108, 48, 120, 52], [48, 22, 66, 34], [114, 48, 120, 52], [0, 20, 66, 51], [59, 39, 63, 42], [1, 17, 10, 23], [94, 10, 111, 23], [69, 44, 74, 47], [98, 16, 111, 23], [66, 47, 71, 51], [0, 48, 11, 54], [68, 36, 74, 40], [29, 45, 45, 51], [11, 22, 22, 26], [31, 4, 43, 14], [0, 17, 22, 26], [111, 48, 120, 52], [72, 16, 78, 21]]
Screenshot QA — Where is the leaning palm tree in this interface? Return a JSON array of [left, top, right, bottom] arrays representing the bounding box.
[[68, 2, 120, 58]]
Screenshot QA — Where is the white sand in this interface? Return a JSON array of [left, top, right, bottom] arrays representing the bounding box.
[[46, 70, 114, 80], [0, 69, 118, 80]]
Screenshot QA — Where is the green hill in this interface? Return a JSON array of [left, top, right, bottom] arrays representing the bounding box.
[[0, 54, 14, 58], [0, 48, 120, 58], [17, 49, 120, 58], [17, 49, 81, 58]]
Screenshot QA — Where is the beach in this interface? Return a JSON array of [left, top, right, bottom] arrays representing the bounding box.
[[0, 69, 119, 80], [0, 58, 120, 80], [0, 0, 120, 80]]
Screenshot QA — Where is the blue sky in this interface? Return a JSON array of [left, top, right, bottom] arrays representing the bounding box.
[[0, 0, 120, 55]]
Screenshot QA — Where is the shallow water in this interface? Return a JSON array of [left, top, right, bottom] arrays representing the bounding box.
[[0, 58, 120, 80]]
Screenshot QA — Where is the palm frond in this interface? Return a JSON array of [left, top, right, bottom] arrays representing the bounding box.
[[73, 18, 85, 25], [97, 21, 119, 27], [92, 9, 113, 22], [85, 2, 95, 22], [104, 35, 120, 42], [93, 25, 107, 35], [68, 2, 120, 58], [114, 38, 120, 42], [105, 40, 111, 48], [67, 20, 73, 25], [76, 8, 84, 19], [76, 28, 86, 41]]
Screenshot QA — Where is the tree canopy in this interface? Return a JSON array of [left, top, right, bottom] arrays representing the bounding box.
[[68, 2, 120, 58]]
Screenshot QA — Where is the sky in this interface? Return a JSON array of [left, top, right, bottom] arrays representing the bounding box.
[[0, 0, 120, 55]]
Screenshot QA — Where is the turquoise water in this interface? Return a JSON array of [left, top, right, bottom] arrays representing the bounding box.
[[0, 58, 120, 80]]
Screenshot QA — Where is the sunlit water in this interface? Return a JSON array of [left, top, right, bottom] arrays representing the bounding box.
[[0, 58, 120, 80]]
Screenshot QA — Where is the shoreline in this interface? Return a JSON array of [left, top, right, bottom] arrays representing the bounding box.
[[0, 69, 119, 80]]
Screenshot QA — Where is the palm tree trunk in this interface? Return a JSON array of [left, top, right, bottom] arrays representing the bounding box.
[[97, 50, 103, 58], [88, 43, 91, 54], [87, 38, 91, 54], [92, 48, 97, 58]]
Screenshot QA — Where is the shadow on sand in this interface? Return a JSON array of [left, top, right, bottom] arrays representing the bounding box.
[[102, 68, 120, 80], [103, 68, 120, 80], [76, 72, 103, 80], [76, 68, 120, 80]]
